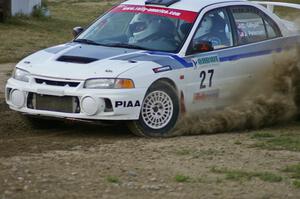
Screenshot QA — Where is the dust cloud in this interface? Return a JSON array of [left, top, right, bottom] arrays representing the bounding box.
[[173, 46, 300, 136]]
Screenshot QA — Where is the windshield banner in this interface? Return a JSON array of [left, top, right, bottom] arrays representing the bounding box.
[[112, 4, 198, 23]]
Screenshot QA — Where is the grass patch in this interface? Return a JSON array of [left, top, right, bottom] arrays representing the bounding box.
[[211, 167, 253, 181], [175, 174, 190, 183], [224, 170, 253, 181], [175, 149, 192, 156], [282, 164, 300, 179], [211, 167, 282, 182], [234, 140, 242, 145], [251, 130, 300, 152], [293, 180, 300, 188], [281, 164, 300, 188], [258, 172, 283, 182], [106, 176, 120, 183], [0, 0, 115, 63], [0, 0, 297, 63], [251, 132, 275, 139], [253, 136, 300, 152]]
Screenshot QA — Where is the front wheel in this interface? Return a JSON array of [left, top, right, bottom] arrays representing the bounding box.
[[128, 81, 180, 137]]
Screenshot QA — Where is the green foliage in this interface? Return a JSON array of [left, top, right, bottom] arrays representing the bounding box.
[[0, 0, 298, 63], [234, 140, 242, 145], [251, 132, 275, 139], [0, 0, 115, 63], [282, 164, 300, 179], [281, 164, 300, 188], [32, 6, 48, 19], [175, 174, 190, 183], [106, 176, 120, 183], [211, 167, 252, 181], [258, 172, 283, 182], [32, 0, 49, 18], [175, 149, 191, 156], [254, 136, 300, 152], [211, 167, 282, 182], [251, 130, 300, 152], [293, 180, 300, 188]]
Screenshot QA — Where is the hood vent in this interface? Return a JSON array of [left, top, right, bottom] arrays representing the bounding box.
[[57, 55, 98, 64]]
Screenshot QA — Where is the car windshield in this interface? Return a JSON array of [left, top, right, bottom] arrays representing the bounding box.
[[75, 5, 198, 52]]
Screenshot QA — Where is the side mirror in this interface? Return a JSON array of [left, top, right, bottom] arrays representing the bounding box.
[[72, 27, 84, 38], [192, 41, 214, 54]]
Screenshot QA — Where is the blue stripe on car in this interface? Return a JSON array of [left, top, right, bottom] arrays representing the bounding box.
[[112, 36, 299, 69], [144, 51, 193, 67], [190, 36, 297, 65], [144, 48, 279, 67], [219, 48, 282, 62]]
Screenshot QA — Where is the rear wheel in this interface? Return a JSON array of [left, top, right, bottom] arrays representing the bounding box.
[[128, 81, 179, 137]]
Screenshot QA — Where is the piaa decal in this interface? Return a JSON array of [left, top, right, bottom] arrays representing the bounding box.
[[115, 100, 141, 108]]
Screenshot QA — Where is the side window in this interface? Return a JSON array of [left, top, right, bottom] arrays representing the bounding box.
[[231, 6, 280, 45], [190, 8, 234, 52]]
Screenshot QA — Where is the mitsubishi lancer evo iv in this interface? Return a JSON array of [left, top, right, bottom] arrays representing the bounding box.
[[5, 0, 300, 137]]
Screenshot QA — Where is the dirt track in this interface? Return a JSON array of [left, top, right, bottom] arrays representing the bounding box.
[[1, 64, 300, 199]]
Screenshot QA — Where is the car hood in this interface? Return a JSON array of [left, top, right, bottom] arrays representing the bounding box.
[[16, 43, 141, 80]]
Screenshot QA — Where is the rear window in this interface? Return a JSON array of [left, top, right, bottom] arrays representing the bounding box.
[[230, 6, 281, 45]]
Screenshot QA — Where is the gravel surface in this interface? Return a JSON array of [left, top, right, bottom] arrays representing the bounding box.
[[1, 63, 300, 199]]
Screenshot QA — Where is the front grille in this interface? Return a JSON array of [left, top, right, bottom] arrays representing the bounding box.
[[27, 93, 80, 113], [35, 78, 80, 87]]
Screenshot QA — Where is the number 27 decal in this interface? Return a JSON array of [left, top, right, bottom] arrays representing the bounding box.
[[200, 69, 214, 89]]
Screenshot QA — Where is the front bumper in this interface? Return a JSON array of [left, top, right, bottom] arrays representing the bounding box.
[[5, 77, 146, 121]]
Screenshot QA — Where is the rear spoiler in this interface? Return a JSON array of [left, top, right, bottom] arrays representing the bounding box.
[[252, 1, 300, 13]]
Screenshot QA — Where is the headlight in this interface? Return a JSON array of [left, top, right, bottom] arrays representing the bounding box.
[[84, 78, 135, 89], [13, 68, 30, 82]]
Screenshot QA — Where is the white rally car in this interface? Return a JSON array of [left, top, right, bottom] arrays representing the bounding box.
[[5, 0, 300, 137]]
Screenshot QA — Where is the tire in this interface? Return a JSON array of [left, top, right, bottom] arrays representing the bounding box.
[[128, 81, 180, 137]]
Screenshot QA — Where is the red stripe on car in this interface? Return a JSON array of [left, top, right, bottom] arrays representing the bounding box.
[[111, 4, 198, 23]]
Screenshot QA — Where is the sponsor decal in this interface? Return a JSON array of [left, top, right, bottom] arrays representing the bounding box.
[[105, 69, 113, 73], [152, 65, 172, 73], [193, 89, 219, 103], [236, 19, 265, 37], [111, 5, 198, 23], [115, 100, 141, 108], [192, 55, 220, 69]]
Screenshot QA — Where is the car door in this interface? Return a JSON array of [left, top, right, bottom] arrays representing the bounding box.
[[183, 4, 283, 113], [183, 7, 241, 112], [228, 5, 283, 80]]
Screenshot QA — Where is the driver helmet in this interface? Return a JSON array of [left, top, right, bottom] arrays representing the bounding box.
[[195, 14, 213, 38], [129, 14, 161, 42]]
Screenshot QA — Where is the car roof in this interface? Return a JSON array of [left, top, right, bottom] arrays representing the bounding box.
[[122, 0, 247, 12]]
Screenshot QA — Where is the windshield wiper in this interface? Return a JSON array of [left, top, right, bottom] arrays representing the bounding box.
[[73, 39, 101, 46], [74, 40, 150, 50], [104, 43, 150, 50]]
